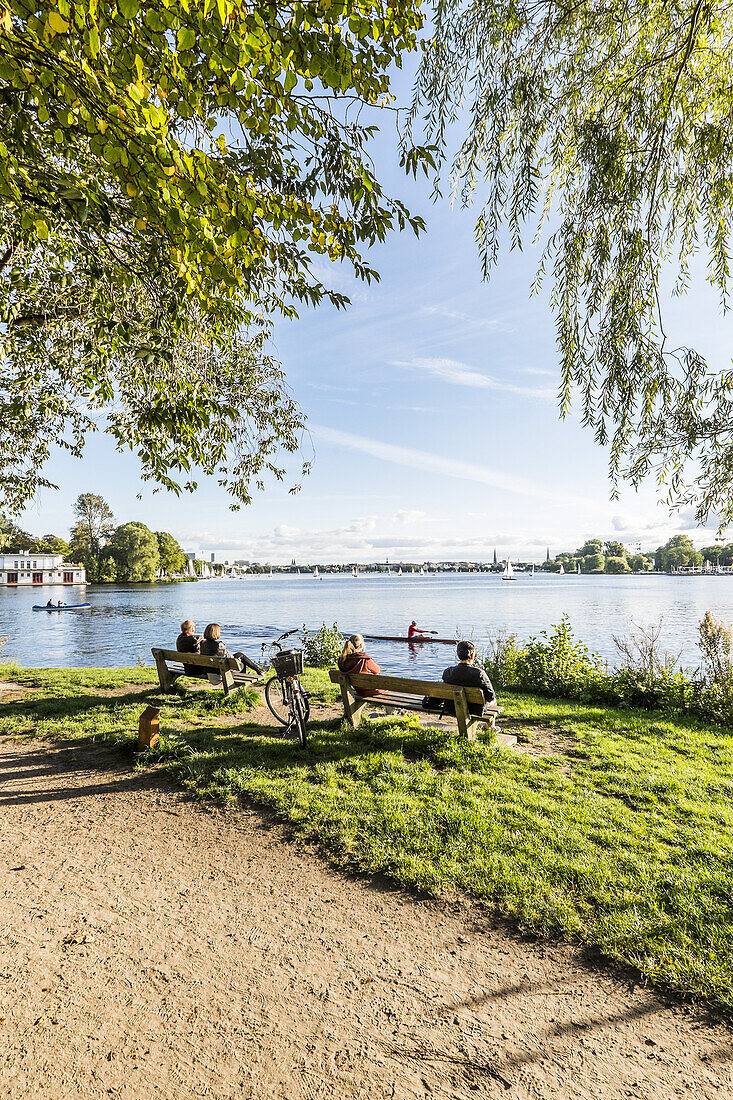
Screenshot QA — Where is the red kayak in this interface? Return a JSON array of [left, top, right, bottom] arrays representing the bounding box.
[[362, 634, 459, 645]]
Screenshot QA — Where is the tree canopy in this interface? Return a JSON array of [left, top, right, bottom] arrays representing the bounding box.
[[109, 520, 159, 582], [414, 0, 733, 526], [156, 530, 186, 574], [0, 0, 426, 511], [655, 534, 702, 572]]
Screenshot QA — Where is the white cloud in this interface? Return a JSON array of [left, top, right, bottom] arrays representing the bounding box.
[[421, 305, 516, 334], [391, 357, 555, 401], [392, 509, 427, 525], [517, 366, 557, 378], [311, 424, 599, 510]]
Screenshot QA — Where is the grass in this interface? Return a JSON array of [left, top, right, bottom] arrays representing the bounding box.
[[2, 662, 733, 1016]]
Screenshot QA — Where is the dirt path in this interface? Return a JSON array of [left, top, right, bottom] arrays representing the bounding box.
[[1, 737, 731, 1100]]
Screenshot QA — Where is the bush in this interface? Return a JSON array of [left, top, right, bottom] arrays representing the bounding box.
[[484, 617, 612, 702], [517, 617, 611, 701], [483, 630, 522, 689], [483, 610, 733, 728], [302, 622, 343, 668], [690, 611, 733, 724], [609, 619, 690, 711]]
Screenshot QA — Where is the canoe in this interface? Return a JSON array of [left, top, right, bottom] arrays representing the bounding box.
[[362, 634, 458, 645], [33, 603, 91, 611]]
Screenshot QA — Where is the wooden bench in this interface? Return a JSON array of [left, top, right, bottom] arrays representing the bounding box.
[[329, 669, 503, 741], [151, 648, 260, 697]]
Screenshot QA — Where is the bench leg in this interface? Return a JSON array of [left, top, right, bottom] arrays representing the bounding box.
[[339, 675, 366, 728], [219, 662, 234, 697], [153, 649, 174, 694], [453, 688, 475, 741]]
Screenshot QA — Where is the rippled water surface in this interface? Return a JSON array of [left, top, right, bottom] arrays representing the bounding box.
[[3, 572, 733, 676]]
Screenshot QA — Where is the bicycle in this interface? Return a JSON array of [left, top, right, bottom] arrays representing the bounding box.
[[261, 629, 310, 748]]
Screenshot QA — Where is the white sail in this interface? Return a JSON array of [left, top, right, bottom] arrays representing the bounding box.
[[559, 563, 565, 575], [387, 567, 392, 576], [576, 562, 580, 574], [398, 567, 403, 576], [502, 559, 515, 581], [531, 563, 535, 576], [419, 566, 425, 575]]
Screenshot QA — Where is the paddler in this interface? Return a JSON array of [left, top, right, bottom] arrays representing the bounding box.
[[408, 621, 433, 639]]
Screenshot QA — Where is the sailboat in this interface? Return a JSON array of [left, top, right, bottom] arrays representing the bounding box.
[[558, 563, 565, 575], [419, 566, 425, 575], [313, 566, 320, 579], [576, 562, 581, 575], [352, 566, 358, 578], [398, 567, 403, 576], [530, 563, 535, 577], [502, 560, 515, 582], [387, 566, 392, 576], [269, 567, 273, 577]]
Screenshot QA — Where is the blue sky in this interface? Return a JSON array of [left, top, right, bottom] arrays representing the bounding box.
[[17, 70, 733, 563]]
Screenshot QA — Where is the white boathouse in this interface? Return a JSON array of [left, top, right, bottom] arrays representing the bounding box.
[[0, 550, 86, 586]]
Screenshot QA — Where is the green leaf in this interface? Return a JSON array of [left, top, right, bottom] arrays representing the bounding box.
[[117, 0, 140, 19], [177, 27, 196, 51]]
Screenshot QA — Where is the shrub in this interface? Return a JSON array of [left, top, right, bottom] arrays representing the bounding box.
[[698, 610, 733, 685], [609, 619, 690, 711], [484, 617, 611, 702], [690, 611, 733, 725], [482, 630, 521, 689], [302, 622, 343, 667], [483, 610, 733, 729], [517, 616, 610, 701]]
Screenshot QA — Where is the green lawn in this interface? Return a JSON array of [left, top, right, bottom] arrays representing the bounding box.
[[2, 663, 733, 1016]]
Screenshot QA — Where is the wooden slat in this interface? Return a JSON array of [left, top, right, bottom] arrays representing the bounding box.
[[328, 668, 486, 705]]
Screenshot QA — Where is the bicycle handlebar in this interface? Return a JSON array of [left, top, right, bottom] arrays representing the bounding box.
[[261, 628, 300, 654]]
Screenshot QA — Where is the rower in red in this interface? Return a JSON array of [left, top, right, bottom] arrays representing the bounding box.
[[407, 621, 429, 639]]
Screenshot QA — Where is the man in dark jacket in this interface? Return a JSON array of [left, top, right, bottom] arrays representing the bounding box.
[[442, 640, 496, 710]]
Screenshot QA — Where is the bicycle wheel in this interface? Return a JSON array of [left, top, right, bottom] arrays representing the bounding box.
[[291, 686, 308, 748], [265, 676, 290, 725]]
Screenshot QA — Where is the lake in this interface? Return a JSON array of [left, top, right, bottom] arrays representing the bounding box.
[[2, 572, 733, 676]]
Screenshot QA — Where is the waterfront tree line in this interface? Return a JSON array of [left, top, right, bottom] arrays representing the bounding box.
[[543, 536, 733, 575], [0, 494, 189, 583]]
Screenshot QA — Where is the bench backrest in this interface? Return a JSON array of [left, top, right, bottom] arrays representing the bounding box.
[[152, 648, 241, 671], [328, 668, 485, 706]]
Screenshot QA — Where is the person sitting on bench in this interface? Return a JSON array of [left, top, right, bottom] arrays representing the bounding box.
[[176, 619, 204, 677], [338, 634, 381, 695], [200, 623, 262, 675], [441, 640, 496, 713]]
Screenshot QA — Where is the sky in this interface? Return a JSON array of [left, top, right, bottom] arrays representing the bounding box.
[[16, 69, 733, 564]]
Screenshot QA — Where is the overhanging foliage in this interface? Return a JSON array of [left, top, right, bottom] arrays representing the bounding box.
[[0, 0, 428, 510], [414, 0, 733, 525]]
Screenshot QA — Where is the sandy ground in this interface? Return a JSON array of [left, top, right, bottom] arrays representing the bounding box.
[[1, 735, 732, 1100]]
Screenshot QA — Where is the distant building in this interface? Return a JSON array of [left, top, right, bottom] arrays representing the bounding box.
[[0, 550, 85, 586]]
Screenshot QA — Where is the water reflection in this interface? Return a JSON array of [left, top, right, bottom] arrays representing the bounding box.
[[1, 573, 732, 675]]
